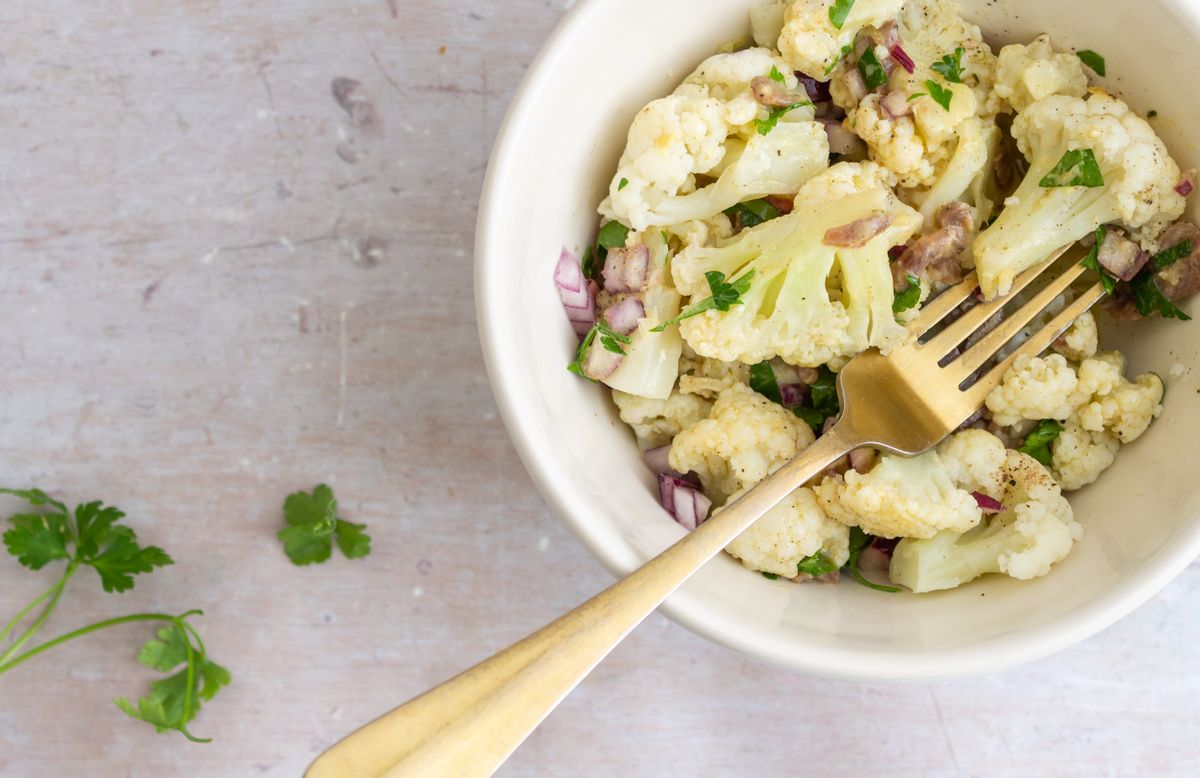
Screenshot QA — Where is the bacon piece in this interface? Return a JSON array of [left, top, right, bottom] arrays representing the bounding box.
[[891, 202, 973, 289]]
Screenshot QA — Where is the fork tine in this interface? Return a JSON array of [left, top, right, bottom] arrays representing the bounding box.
[[947, 259, 1090, 380], [958, 282, 1107, 409], [921, 245, 1071, 359], [908, 273, 979, 337]]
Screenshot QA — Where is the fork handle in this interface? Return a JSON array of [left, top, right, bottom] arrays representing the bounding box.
[[305, 429, 855, 778]]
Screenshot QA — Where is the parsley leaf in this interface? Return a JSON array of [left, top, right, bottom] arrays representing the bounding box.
[[857, 47, 887, 91], [1079, 226, 1117, 296], [1148, 109, 1158, 119], [749, 361, 783, 404], [931, 47, 965, 83], [768, 65, 785, 83], [1151, 239, 1194, 269], [651, 270, 755, 331], [792, 366, 839, 433], [825, 44, 852, 76], [597, 320, 632, 356], [566, 324, 599, 377], [755, 101, 812, 135], [597, 221, 629, 250], [828, 0, 855, 29], [1132, 272, 1192, 320], [580, 246, 596, 280], [1076, 49, 1106, 77], [117, 621, 232, 742], [278, 484, 372, 566], [2, 513, 69, 570], [924, 79, 953, 111], [761, 571, 780, 580], [724, 198, 782, 229], [797, 552, 838, 577], [1018, 420, 1063, 467], [1039, 149, 1105, 188], [617, 177, 629, 191], [845, 527, 901, 593], [893, 273, 921, 313]]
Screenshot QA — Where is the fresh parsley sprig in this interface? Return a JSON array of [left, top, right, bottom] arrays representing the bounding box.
[[0, 488, 227, 742], [1039, 149, 1104, 188], [828, 0, 855, 29], [893, 273, 922, 313], [931, 47, 965, 83], [1018, 420, 1063, 466], [1076, 49, 1106, 77], [857, 47, 887, 91], [724, 198, 782, 229], [278, 484, 372, 565], [651, 270, 755, 332], [792, 365, 840, 433], [755, 100, 813, 135]]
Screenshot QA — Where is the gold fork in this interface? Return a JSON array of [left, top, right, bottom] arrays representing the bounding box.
[[307, 244, 1103, 778]]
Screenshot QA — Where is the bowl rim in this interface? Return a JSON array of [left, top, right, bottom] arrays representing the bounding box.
[[474, 0, 1200, 681]]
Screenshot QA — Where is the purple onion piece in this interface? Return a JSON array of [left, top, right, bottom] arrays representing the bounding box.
[[849, 448, 876, 473], [795, 72, 832, 102], [857, 545, 891, 573], [890, 44, 915, 73], [555, 248, 596, 335], [779, 383, 808, 407], [582, 340, 622, 380], [1176, 170, 1195, 197], [602, 245, 649, 293], [603, 296, 645, 335], [643, 445, 676, 475], [657, 473, 711, 531], [972, 491, 1003, 514]]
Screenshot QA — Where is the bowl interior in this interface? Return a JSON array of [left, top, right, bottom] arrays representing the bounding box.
[[476, 0, 1200, 679]]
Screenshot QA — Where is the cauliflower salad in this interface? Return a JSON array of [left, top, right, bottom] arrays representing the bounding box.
[[552, 0, 1199, 594]]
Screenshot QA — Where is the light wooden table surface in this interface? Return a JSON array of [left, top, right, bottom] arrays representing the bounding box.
[[1, 1, 1197, 775]]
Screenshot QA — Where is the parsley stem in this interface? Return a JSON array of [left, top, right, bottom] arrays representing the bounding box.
[[0, 576, 65, 645], [0, 562, 78, 666], [0, 611, 182, 677]]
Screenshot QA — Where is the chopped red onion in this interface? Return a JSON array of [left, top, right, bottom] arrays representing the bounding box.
[[795, 72, 831, 102], [1176, 169, 1195, 196], [554, 248, 596, 336], [857, 545, 891, 573], [750, 75, 805, 108], [849, 448, 877, 472], [820, 118, 866, 156], [582, 340, 622, 380], [603, 297, 645, 335], [763, 194, 796, 215], [890, 44, 915, 73], [602, 245, 649, 293], [880, 89, 914, 120], [643, 445, 676, 475], [658, 474, 711, 531], [874, 20, 900, 50], [972, 492, 1003, 514], [823, 213, 893, 248], [888, 244, 908, 262], [779, 383, 808, 407]]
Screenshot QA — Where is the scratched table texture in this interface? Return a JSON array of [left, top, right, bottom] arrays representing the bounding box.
[[0, 1, 1198, 776]]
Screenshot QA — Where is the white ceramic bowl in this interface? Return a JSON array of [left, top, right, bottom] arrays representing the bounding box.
[[476, 0, 1200, 680]]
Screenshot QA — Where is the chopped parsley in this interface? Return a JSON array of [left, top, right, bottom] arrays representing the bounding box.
[[768, 65, 786, 83], [1039, 149, 1105, 188], [1076, 49, 1106, 77], [1132, 272, 1191, 320], [797, 552, 838, 578], [1151, 239, 1194, 269], [566, 326, 599, 377], [755, 100, 812, 135], [597, 321, 632, 355], [583, 220, 632, 280], [749, 361, 783, 404], [651, 270, 755, 332], [792, 365, 839, 433], [845, 527, 901, 593], [931, 47, 966, 83], [857, 47, 888, 91], [924, 79, 953, 111], [1079, 226, 1117, 296], [724, 198, 782, 229], [828, 0, 855, 30], [1148, 109, 1159, 119], [1018, 420, 1063, 467], [617, 177, 629, 191], [893, 273, 921, 313], [597, 220, 630, 250], [825, 44, 853, 76], [761, 571, 780, 580]]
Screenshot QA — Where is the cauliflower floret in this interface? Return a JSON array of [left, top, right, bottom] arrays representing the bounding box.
[[666, 213, 735, 249], [778, 0, 905, 77], [1051, 420, 1119, 491], [1074, 367, 1164, 443], [724, 486, 850, 577], [815, 445, 982, 539], [750, 3, 788, 50], [990, 34, 1089, 114], [894, 0, 998, 113], [1052, 310, 1099, 361], [890, 450, 1082, 592], [671, 162, 920, 367], [612, 389, 712, 449], [973, 92, 1186, 298], [669, 383, 814, 504], [937, 428, 1008, 495], [985, 354, 1081, 427], [677, 350, 751, 398], [601, 49, 829, 231]]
